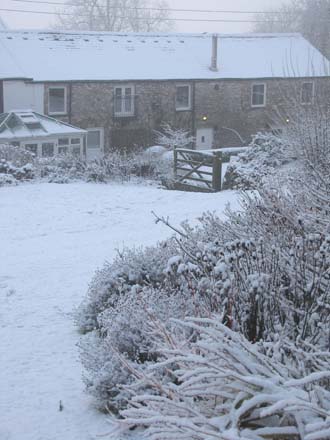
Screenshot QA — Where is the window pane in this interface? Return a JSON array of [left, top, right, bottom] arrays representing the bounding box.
[[87, 130, 101, 148], [124, 88, 132, 112], [49, 88, 65, 113], [71, 138, 80, 145], [58, 146, 69, 154], [25, 143, 38, 155], [302, 82, 313, 104], [58, 138, 69, 146], [115, 88, 122, 113], [42, 142, 54, 157], [72, 146, 81, 156], [176, 86, 190, 109], [252, 84, 265, 106]]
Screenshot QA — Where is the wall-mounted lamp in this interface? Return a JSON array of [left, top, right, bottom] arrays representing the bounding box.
[[286, 117, 290, 124], [202, 115, 208, 121]]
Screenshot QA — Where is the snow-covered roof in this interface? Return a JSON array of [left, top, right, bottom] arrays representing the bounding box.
[[0, 30, 328, 82], [0, 110, 86, 140]]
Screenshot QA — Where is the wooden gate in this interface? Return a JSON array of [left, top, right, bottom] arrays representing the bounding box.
[[173, 148, 222, 192]]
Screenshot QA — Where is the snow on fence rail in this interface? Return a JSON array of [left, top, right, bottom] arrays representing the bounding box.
[[173, 148, 222, 192]]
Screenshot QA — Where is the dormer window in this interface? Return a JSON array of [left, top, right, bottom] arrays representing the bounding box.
[[48, 87, 67, 115]]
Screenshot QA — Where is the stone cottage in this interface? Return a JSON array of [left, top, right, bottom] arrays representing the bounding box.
[[0, 30, 329, 158]]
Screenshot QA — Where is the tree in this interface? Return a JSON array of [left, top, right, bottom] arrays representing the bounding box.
[[255, 0, 330, 59], [56, 0, 172, 32]]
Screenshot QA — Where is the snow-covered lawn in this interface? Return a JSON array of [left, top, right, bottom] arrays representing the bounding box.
[[0, 182, 239, 440]]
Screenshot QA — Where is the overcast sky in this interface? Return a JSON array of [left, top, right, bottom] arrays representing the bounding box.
[[1, 0, 288, 33]]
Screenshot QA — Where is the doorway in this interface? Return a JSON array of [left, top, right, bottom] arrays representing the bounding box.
[[196, 127, 214, 150]]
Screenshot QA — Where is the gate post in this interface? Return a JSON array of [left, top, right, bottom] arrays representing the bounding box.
[[173, 147, 178, 180], [212, 152, 222, 191]]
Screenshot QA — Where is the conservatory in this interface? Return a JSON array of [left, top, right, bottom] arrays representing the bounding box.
[[0, 110, 86, 158]]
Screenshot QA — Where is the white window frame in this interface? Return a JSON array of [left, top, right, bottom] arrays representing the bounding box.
[[48, 86, 67, 116], [301, 81, 314, 105], [251, 83, 266, 108], [114, 85, 135, 117], [175, 84, 192, 111]]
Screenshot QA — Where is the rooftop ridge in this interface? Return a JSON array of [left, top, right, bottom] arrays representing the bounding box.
[[0, 29, 303, 39]]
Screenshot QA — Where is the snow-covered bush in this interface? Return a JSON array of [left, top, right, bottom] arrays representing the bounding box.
[[78, 182, 330, 412], [34, 149, 172, 184], [77, 241, 190, 411], [0, 144, 35, 182], [154, 123, 195, 150], [0, 144, 35, 167], [222, 132, 295, 190], [78, 113, 330, 423], [0, 173, 18, 187], [35, 154, 87, 182], [116, 317, 330, 440]]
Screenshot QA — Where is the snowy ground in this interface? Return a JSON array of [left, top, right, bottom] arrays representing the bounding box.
[[0, 182, 239, 440]]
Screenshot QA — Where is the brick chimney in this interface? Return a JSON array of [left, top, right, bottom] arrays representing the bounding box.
[[210, 34, 218, 72]]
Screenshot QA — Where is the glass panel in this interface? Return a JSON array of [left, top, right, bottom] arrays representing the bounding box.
[[124, 88, 132, 112], [42, 142, 54, 157], [58, 138, 69, 146], [58, 146, 69, 154], [302, 83, 313, 104], [176, 86, 190, 109], [25, 143, 38, 155], [115, 88, 122, 114], [49, 88, 65, 114], [87, 130, 101, 148], [70, 138, 80, 145], [252, 84, 265, 106], [72, 146, 81, 156]]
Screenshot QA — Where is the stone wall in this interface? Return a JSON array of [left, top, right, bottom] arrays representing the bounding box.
[[44, 77, 330, 152], [194, 77, 330, 147]]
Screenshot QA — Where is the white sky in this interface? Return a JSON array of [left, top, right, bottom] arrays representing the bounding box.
[[1, 0, 288, 33]]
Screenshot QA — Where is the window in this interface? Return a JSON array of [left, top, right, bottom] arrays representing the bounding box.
[[72, 146, 81, 156], [176, 85, 191, 110], [70, 138, 80, 145], [58, 138, 69, 146], [251, 83, 266, 107], [87, 130, 101, 149], [114, 86, 134, 116], [48, 87, 67, 115], [25, 143, 38, 155], [58, 146, 69, 155], [301, 82, 314, 105], [42, 142, 54, 157], [86, 128, 103, 160]]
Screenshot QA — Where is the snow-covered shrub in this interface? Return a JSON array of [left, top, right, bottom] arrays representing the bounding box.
[[0, 144, 35, 167], [116, 317, 330, 440], [78, 112, 330, 421], [222, 132, 294, 190], [35, 153, 87, 182], [0, 173, 18, 187], [78, 186, 330, 412], [154, 123, 195, 150], [0, 144, 35, 182]]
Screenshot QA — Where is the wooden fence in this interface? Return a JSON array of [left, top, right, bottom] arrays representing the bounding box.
[[173, 148, 222, 192]]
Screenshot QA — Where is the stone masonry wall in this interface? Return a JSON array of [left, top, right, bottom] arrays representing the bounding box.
[[194, 77, 330, 147], [44, 77, 330, 152]]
